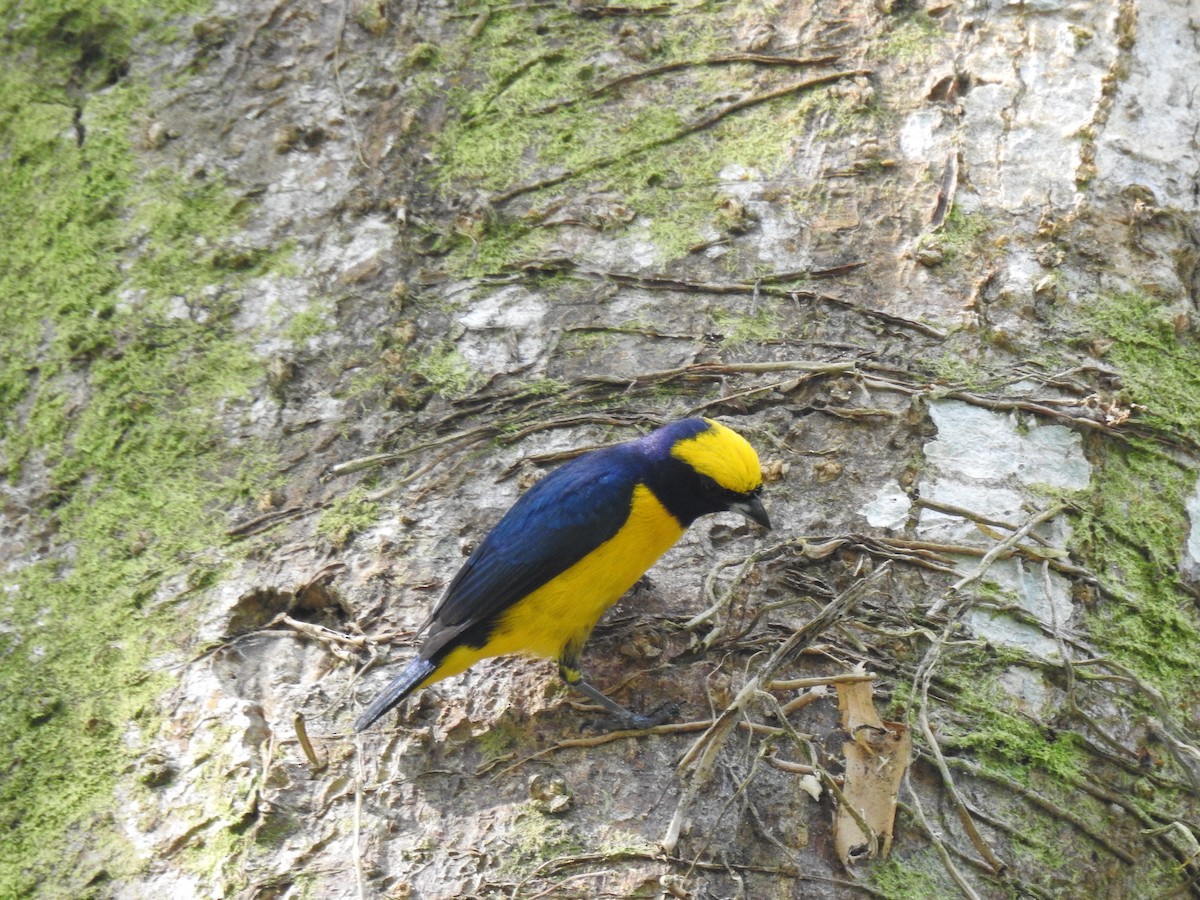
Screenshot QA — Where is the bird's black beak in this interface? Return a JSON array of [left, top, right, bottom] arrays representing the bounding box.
[[730, 494, 771, 530]]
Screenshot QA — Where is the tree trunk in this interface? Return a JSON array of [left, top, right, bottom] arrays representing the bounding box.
[[3, 0, 1199, 897]]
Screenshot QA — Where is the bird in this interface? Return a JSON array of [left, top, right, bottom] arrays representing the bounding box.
[[353, 417, 770, 732]]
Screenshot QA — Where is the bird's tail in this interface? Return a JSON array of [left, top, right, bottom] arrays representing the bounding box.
[[354, 657, 437, 732]]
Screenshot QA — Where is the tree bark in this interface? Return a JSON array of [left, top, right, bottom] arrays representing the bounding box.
[[3, 0, 1200, 897]]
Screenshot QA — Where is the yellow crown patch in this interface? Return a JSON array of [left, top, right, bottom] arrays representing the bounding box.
[[670, 419, 763, 494]]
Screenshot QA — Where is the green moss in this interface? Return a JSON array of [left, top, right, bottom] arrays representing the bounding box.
[[181, 821, 252, 895], [1078, 290, 1200, 436], [1072, 443, 1199, 688], [499, 810, 582, 874], [924, 651, 1084, 782], [945, 700, 1084, 782], [252, 808, 298, 848], [451, 213, 551, 278], [318, 486, 383, 547], [474, 719, 528, 762], [519, 377, 570, 398], [1002, 806, 1070, 873], [0, 1, 291, 894], [869, 850, 954, 899], [354, 1, 388, 37], [875, 13, 944, 64], [412, 341, 480, 397], [1066, 291, 1200, 699], [918, 205, 992, 266], [284, 297, 335, 344], [710, 299, 783, 347], [1125, 853, 1194, 898], [421, 2, 853, 275], [923, 352, 984, 388], [404, 41, 441, 70]]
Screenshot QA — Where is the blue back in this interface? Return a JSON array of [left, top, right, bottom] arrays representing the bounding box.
[[419, 420, 716, 658], [424, 443, 645, 644]]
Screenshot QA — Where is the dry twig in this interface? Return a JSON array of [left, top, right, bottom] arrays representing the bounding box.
[[663, 563, 891, 852]]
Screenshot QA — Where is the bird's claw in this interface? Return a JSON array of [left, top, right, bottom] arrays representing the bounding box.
[[595, 700, 679, 732]]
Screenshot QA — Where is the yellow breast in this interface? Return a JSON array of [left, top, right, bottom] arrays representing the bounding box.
[[492, 483, 685, 656], [424, 484, 685, 685]]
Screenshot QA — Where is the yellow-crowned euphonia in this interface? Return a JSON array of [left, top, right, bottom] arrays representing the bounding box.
[[354, 417, 769, 731]]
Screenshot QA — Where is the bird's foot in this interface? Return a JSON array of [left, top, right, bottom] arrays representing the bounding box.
[[596, 700, 679, 732]]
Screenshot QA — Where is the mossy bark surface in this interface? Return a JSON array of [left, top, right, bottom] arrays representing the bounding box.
[[3, 0, 1200, 897]]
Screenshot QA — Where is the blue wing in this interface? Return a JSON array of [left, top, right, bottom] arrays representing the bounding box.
[[418, 447, 640, 656]]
